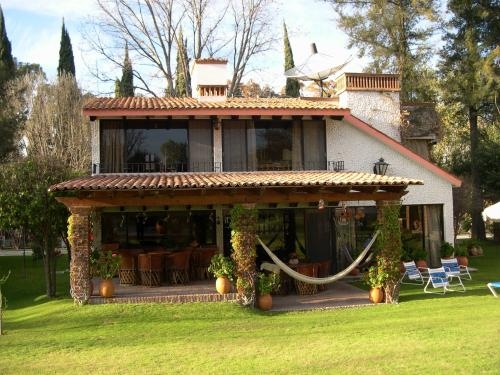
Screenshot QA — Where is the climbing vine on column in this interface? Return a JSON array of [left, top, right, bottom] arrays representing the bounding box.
[[376, 202, 403, 304], [230, 204, 257, 307]]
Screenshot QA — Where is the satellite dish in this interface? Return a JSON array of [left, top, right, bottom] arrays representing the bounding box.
[[285, 43, 352, 96]]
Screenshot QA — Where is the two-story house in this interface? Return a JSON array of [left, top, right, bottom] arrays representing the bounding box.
[[50, 59, 460, 303]]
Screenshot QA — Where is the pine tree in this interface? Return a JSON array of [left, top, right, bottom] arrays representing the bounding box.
[[175, 28, 191, 97], [120, 43, 134, 96], [57, 20, 75, 77], [283, 22, 300, 97], [439, 0, 499, 240], [0, 5, 15, 88], [326, 0, 440, 102]]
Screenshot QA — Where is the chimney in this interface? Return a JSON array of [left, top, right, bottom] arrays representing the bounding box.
[[191, 58, 228, 101]]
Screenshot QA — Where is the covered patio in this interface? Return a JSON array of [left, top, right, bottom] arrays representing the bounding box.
[[49, 170, 422, 304]]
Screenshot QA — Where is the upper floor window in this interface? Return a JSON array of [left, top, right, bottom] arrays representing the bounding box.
[[222, 119, 326, 171], [100, 119, 213, 173]]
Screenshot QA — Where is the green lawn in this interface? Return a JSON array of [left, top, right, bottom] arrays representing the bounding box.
[[0, 241, 499, 375]]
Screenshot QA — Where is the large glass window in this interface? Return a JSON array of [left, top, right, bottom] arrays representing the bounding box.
[[100, 119, 213, 173], [222, 119, 326, 171]]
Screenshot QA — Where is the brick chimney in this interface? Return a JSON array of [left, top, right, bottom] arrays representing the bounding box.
[[191, 58, 228, 101]]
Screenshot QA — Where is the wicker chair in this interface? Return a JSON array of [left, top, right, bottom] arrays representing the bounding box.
[[191, 246, 219, 280], [294, 263, 319, 295], [138, 253, 163, 287], [119, 252, 138, 285], [166, 249, 192, 284], [316, 259, 332, 291]]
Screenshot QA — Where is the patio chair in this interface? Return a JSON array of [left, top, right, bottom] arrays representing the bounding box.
[[440, 258, 472, 280], [424, 266, 465, 294], [400, 260, 426, 285], [294, 263, 318, 295], [487, 282, 500, 297], [166, 249, 192, 284], [138, 253, 163, 287]]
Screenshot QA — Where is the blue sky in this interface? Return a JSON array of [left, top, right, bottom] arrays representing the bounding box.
[[1, 0, 362, 95]]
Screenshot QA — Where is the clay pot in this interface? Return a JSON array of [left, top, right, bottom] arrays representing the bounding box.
[[416, 259, 428, 269], [215, 276, 232, 294], [456, 256, 469, 267], [256, 293, 273, 311], [99, 278, 115, 298], [369, 287, 384, 304]]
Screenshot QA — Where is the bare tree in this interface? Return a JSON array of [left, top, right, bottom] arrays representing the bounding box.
[[22, 72, 91, 173], [182, 0, 230, 59], [227, 0, 277, 97], [83, 0, 277, 97], [84, 0, 181, 96]]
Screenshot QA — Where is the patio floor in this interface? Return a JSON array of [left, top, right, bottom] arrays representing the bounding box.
[[90, 278, 372, 311]]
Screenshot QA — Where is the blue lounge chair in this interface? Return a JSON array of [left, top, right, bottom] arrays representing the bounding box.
[[441, 258, 472, 280], [487, 282, 500, 297], [424, 267, 465, 294], [400, 261, 425, 285]]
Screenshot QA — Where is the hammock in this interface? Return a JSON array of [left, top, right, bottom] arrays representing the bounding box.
[[340, 243, 374, 269], [257, 231, 379, 285]]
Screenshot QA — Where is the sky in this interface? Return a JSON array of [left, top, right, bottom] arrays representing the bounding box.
[[1, 0, 364, 96]]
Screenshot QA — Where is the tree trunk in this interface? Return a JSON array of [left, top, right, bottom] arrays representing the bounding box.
[[469, 106, 485, 240]]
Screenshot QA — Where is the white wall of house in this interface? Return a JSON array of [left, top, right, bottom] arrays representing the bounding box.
[[91, 120, 99, 174], [326, 118, 455, 243], [338, 91, 401, 141]]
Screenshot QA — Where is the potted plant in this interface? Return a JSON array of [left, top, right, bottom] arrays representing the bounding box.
[[455, 244, 469, 267], [208, 254, 235, 294], [364, 265, 386, 304], [440, 242, 455, 259], [412, 247, 428, 269], [256, 272, 280, 311], [96, 250, 121, 298]]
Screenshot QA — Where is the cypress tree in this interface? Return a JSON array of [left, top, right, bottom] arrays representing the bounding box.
[[57, 20, 75, 77], [283, 22, 300, 97], [120, 43, 134, 96], [114, 78, 121, 98], [175, 28, 191, 97], [0, 5, 15, 88]]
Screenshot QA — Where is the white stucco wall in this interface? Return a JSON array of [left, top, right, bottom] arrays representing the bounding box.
[[91, 120, 99, 175], [338, 91, 401, 141], [326, 118, 455, 243]]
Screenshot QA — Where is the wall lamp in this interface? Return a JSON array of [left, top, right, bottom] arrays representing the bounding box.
[[373, 158, 389, 176]]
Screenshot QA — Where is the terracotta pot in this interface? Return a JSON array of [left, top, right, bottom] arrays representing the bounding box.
[[99, 278, 115, 298], [369, 287, 384, 304], [215, 276, 231, 294], [256, 293, 273, 311], [349, 267, 360, 276], [415, 259, 428, 269], [456, 256, 468, 267]]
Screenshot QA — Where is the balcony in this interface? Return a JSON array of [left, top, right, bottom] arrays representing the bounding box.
[[92, 160, 344, 174]]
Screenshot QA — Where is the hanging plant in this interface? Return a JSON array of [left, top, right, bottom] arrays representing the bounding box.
[[230, 205, 257, 307]]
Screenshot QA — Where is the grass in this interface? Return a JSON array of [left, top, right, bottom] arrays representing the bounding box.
[[0, 241, 499, 375]]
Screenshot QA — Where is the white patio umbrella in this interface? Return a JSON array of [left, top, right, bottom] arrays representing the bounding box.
[[482, 202, 500, 222]]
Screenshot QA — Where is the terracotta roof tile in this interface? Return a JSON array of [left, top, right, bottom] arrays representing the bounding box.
[[83, 97, 340, 112], [49, 171, 422, 192]]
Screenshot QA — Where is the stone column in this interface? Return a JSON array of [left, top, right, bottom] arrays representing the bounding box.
[[69, 207, 92, 304]]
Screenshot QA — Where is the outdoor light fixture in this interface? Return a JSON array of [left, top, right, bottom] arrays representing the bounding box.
[[318, 199, 326, 210], [373, 158, 389, 176]]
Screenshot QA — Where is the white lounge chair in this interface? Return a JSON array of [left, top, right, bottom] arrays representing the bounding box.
[[400, 261, 426, 285], [424, 267, 465, 294], [441, 258, 472, 280], [487, 282, 500, 297]]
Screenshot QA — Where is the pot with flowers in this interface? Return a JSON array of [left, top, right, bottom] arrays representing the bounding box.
[[256, 272, 280, 311], [208, 254, 235, 294], [365, 265, 386, 304], [97, 250, 121, 298]]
